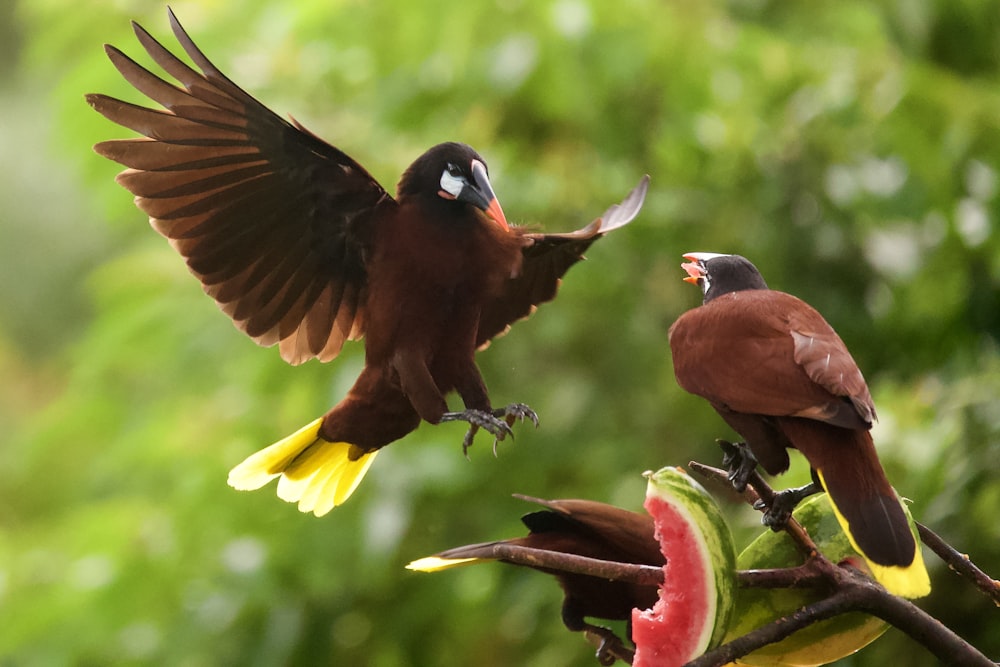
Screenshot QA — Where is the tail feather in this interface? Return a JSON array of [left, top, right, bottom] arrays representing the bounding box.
[[405, 556, 483, 572], [406, 541, 505, 572], [227, 417, 378, 516], [781, 420, 931, 598], [818, 471, 930, 599], [227, 418, 325, 490]]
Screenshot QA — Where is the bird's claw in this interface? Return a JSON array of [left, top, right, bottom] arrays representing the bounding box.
[[759, 482, 821, 530], [583, 624, 633, 666], [493, 402, 540, 428], [718, 439, 757, 493], [442, 408, 516, 458], [442, 403, 537, 457]]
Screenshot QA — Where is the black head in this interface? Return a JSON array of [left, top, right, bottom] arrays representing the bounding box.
[[396, 142, 509, 230], [681, 252, 768, 303]]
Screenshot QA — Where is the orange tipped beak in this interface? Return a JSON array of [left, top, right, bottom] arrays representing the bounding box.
[[485, 196, 510, 231], [681, 260, 704, 284], [469, 159, 509, 231]]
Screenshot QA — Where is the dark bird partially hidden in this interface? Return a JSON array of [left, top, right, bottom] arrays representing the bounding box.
[[86, 9, 648, 516], [407, 495, 662, 664], [668, 253, 929, 598]]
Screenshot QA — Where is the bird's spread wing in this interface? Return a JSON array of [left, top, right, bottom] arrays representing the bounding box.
[[86, 9, 390, 365], [475, 175, 649, 347]]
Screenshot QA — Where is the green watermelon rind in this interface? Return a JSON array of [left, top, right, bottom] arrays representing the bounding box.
[[644, 466, 738, 653], [726, 493, 890, 666]]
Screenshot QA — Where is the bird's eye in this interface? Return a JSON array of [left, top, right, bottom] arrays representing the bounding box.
[[440, 163, 467, 199]]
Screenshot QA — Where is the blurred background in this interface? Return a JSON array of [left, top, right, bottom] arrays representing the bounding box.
[[2, 0, 998, 664]]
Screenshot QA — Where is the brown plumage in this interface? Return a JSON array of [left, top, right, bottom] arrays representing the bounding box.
[[407, 495, 662, 657], [668, 253, 930, 598], [85, 9, 649, 515]]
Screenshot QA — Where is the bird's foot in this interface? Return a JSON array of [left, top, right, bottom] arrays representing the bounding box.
[[441, 408, 516, 458], [441, 403, 538, 457], [583, 624, 633, 666], [493, 402, 539, 427], [754, 481, 822, 529], [490, 403, 539, 455], [718, 439, 757, 493]]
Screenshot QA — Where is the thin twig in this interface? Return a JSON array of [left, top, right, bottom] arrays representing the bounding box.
[[737, 564, 828, 590], [917, 521, 1000, 606]]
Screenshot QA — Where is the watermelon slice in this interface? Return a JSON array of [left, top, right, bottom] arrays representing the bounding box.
[[632, 467, 737, 667]]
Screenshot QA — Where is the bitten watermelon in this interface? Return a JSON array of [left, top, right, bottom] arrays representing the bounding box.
[[632, 467, 737, 667]]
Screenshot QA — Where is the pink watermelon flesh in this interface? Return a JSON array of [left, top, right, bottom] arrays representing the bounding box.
[[631, 495, 712, 667]]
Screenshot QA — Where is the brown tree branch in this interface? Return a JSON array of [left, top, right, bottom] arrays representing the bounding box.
[[684, 587, 855, 667], [487, 543, 664, 587], [916, 521, 1000, 606], [688, 564, 997, 667], [487, 543, 833, 591], [737, 563, 828, 589], [842, 567, 997, 667]]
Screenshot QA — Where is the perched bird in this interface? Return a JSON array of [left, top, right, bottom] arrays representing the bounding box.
[[668, 253, 930, 598], [407, 495, 663, 663], [86, 9, 649, 516]]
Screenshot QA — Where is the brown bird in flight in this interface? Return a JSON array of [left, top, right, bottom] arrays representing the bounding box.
[[85, 9, 648, 516], [668, 253, 929, 598], [407, 495, 662, 665]]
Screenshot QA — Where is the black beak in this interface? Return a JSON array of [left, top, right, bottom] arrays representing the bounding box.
[[458, 159, 509, 230]]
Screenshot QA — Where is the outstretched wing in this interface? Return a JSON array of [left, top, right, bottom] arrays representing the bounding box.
[[86, 9, 391, 365], [475, 175, 649, 347]]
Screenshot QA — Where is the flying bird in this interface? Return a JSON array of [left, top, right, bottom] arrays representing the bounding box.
[[407, 495, 662, 664], [85, 9, 649, 516], [668, 253, 929, 598]]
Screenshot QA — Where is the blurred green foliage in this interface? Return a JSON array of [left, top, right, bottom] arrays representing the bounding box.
[[2, 0, 998, 664]]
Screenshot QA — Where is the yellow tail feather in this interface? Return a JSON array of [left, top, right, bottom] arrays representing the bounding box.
[[405, 556, 484, 572], [227, 417, 378, 516], [817, 472, 931, 599]]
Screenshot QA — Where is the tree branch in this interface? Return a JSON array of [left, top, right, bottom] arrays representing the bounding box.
[[486, 543, 664, 587], [685, 588, 854, 667], [916, 521, 1000, 606], [689, 565, 997, 667], [843, 567, 997, 667], [486, 543, 830, 591]]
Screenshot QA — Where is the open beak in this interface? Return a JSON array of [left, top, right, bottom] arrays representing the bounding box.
[[466, 159, 510, 231], [681, 253, 705, 284]]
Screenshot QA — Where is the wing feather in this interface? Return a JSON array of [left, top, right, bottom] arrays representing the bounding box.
[[87, 9, 392, 364], [670, 290, 873, 430], [475, 175, 648, 346]]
